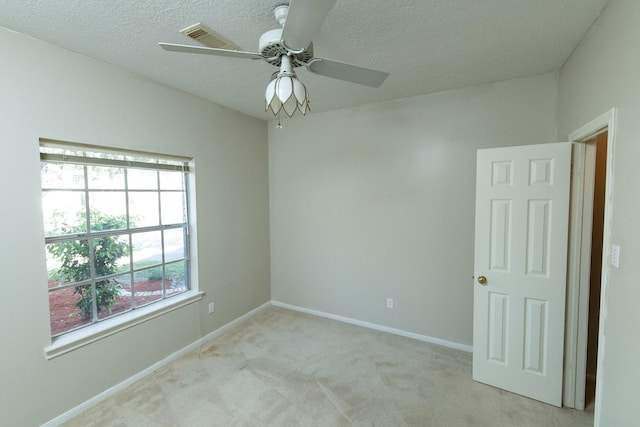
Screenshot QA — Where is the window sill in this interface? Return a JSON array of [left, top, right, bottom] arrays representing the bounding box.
[[44, 291, 204, 360]]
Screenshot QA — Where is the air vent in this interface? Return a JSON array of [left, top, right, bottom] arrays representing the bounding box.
[[180, 23, 241, 51]]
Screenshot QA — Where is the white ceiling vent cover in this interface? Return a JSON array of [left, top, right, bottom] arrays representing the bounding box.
[[180, 23, 241, 51]]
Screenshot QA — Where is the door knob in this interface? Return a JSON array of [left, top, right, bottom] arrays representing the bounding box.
[[477, 275, 487, 285]]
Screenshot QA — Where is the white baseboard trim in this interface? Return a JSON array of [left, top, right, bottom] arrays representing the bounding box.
[[42, 301, 271, 427], [271, 300, 473, 353]]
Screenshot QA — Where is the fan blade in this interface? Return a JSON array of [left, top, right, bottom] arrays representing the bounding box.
[[281, 0, 337, 52], [306, 58, 389, 88], [159, 43, 262, 60]]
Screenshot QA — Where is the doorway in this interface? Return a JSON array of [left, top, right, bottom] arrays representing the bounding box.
[[470, 110, 616, 414], [584, 131, 607, 409], [564, 109, 616, 414]]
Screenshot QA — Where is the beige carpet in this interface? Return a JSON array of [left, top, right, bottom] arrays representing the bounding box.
[[63, 307, 594, 426]]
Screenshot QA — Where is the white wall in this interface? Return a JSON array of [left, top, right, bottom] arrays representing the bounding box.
[[269, 74, 559, 346], [0, 27, 270, 426], [558, 0, 640, 424]]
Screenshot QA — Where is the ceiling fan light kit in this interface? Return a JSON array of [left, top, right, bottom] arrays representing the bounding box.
[[159, 0, 389, 122], [265, 55, 310, 118]]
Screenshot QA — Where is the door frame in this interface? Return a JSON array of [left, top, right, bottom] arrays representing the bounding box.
[[563, 109, 616, 416]]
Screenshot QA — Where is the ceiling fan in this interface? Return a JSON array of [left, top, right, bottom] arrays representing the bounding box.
[[159, 0, 389, 118]]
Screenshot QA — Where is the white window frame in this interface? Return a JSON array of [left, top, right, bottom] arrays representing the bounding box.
[[40, 139, 203, 359]]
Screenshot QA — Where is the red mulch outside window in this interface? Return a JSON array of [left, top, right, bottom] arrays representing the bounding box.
[[48, 279, 178, 336]]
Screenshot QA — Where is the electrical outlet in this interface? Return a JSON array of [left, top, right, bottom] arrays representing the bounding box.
[[208, 302, 215, 314], [386, 298, 394, 309], [611, 244, 620, 268]]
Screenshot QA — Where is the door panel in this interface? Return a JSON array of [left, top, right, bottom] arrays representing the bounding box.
[[490, 200, 511, 271], [473, 142, 571, 407], [488, 292, 508, 363], [523, 298, 547, 374], [526, 199, 551, 275]]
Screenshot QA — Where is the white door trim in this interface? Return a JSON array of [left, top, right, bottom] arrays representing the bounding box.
[[564, 109, 616, 424]]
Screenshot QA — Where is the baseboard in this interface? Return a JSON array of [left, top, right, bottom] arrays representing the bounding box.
[[42, 301, 271, 427], [270, 300, 473, 353]]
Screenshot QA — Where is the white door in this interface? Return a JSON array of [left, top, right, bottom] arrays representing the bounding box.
[[472, 142, 572, 407]]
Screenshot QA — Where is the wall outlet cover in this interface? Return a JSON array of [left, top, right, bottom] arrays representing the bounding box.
[[611, 244, 620, 268]]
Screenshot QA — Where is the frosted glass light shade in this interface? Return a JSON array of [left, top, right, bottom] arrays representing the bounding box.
[[265, 71, 309, 117]]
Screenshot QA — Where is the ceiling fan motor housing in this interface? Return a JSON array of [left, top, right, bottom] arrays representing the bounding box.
[[259, 28, 313, 68]]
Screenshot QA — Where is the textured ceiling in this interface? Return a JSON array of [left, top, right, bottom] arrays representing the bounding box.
[[0, 0, 609, 121]]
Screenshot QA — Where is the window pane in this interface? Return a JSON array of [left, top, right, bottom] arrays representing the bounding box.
[[128, 191, 159, 228], [46, 251, 61, 284], [161, 192, 185, 225], [42, 191, 86, 236], [164, 228, 185, 263], [87, 165, 125, 190], [97, 275, 131, 319], [166, 261, 188, 295], [89, 192, 127, 230], [41, 163, 84, 189], [128, 169, 158, 190], [92, 236, 130, 279], [45, 240, 91, 283], [41, 143, 191, 337], [159, 171, 184, 190], [133, 268, 163, 307], [49, 285, 92, 336], [132, 231, 162, 269]]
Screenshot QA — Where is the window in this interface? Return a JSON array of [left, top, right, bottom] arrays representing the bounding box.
[[40, 140, 192, 337]]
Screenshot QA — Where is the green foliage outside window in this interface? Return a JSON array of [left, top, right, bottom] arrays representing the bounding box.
[[47, 211, 129, 319]]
